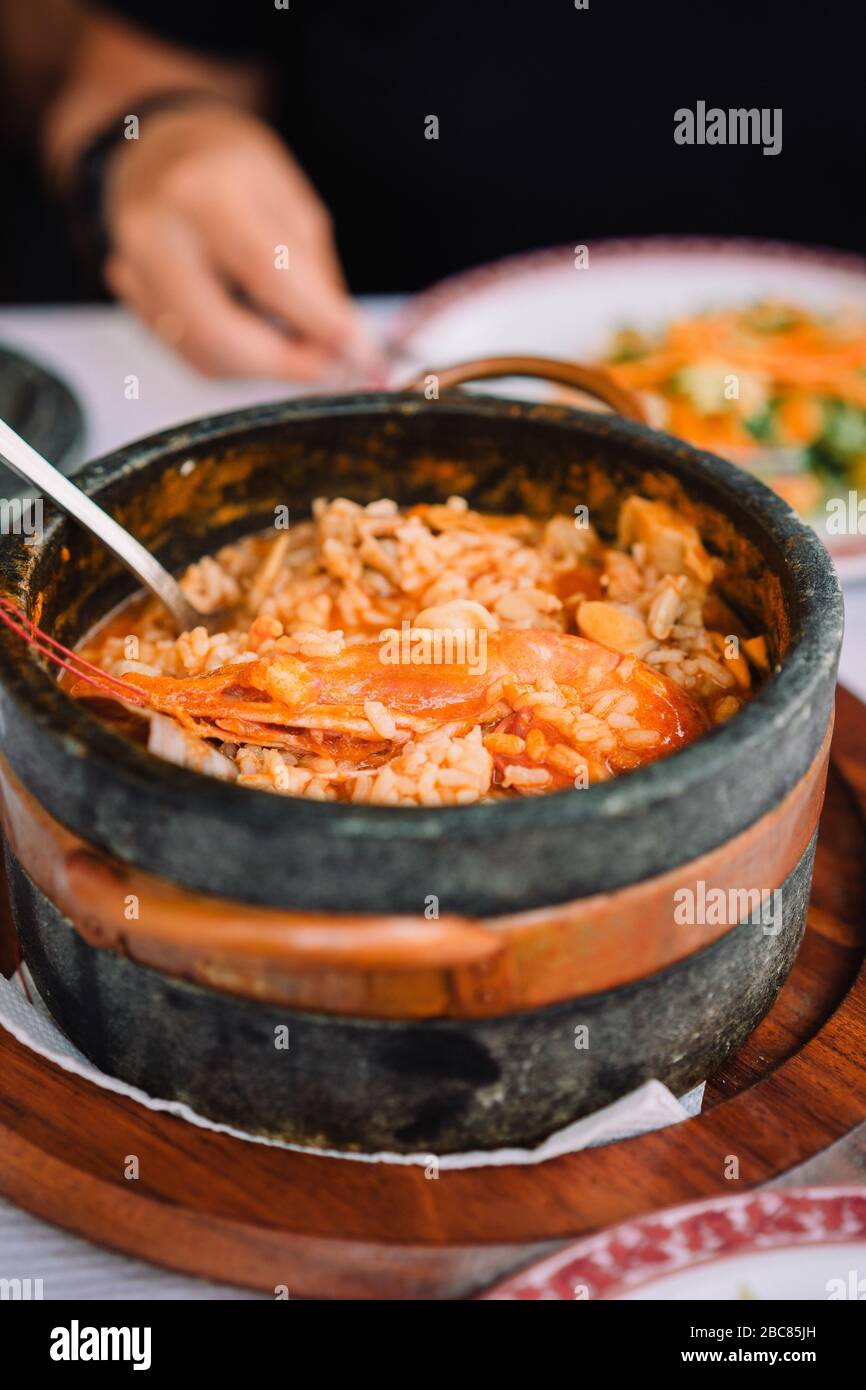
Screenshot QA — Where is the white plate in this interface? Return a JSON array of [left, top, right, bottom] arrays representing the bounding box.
[[394, 237, 866, 580], [622, 1243, 866, 1301], [481, 1187, 866, 1300]]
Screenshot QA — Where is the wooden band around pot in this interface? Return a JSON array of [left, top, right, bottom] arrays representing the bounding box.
[[0, 719, 831, 1020]]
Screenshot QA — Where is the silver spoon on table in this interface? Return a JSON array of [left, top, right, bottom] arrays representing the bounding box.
[[0, 416, 224, 634]]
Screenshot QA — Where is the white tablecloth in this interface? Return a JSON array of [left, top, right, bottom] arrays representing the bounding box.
[[0, 301, 863, 1299]]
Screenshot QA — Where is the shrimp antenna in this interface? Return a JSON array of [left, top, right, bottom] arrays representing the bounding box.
[[0, 597, 148, 707]]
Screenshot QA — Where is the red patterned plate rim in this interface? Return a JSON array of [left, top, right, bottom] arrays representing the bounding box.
[[392, 235, 866, 348], [479, 1187, 866, 1300]]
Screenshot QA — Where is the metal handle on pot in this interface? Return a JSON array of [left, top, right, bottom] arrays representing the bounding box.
[[402, 354, 648, 423]]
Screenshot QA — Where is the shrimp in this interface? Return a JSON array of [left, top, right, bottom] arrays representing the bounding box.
[[77, 628, 708, 791]]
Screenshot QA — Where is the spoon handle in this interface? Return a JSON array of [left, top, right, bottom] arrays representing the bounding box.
[[0, 416, 200, 633]]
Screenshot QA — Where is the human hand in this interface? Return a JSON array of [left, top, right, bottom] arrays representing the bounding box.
[[103, 102, 381, 381]]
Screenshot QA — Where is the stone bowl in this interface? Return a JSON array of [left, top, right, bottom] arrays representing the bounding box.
[[0, 384, 843, 1151]]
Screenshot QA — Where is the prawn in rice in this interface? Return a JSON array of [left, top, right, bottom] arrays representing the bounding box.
[[73, 493, 768, 805]]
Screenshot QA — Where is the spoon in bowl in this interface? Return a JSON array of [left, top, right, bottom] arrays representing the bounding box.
[[0, 416, 227, 634]]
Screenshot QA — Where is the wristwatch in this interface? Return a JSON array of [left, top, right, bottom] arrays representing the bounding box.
[[68, 89, 229, 267]]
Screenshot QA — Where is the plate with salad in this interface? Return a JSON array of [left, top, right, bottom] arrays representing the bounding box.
[[394, 238, 866, 578]]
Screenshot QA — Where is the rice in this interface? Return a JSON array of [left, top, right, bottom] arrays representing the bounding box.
[[77, 493, 766, 804], [364, 700, 398, 740]]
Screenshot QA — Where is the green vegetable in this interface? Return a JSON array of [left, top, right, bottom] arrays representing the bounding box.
[[807, 400, 866, 480], [608, 328, 649, 364], [744, 304, 802, 334], [744, 402, 778, 444]]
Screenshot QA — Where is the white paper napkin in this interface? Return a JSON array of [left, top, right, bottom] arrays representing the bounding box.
[[0, 967, 703, 1169]]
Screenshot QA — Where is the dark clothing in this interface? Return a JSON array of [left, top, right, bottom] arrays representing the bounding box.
[[95, 0, 865, 290], [5, 1, 864, 300]]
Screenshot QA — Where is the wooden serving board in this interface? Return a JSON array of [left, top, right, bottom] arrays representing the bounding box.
[[1, 687, 865, 1301]]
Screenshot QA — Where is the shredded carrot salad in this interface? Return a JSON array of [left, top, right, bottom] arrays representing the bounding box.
[[602, 302, 866, 515]]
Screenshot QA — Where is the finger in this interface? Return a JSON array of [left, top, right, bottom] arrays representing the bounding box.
[[106, 222, 332, 380], [105, 255, 191, 352], [256, 156, 350, 295], [108, 246, 327, 380], [196, 193, 379, 367]]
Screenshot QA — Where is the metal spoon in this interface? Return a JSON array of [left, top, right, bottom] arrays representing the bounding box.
[[0, 416, 223, 634]]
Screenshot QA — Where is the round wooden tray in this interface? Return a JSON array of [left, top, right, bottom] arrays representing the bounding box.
[[1, 687, 865, 1300]]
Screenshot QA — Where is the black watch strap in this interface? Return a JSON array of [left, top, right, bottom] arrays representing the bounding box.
[[68, 90, 229, 268]]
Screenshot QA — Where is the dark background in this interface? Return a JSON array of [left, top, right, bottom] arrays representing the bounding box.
[[1, 0, 863, 303]]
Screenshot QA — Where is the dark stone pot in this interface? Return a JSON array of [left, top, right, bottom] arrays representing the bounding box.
[[0, 392, 843, 1151], [6, 835, 815, 1152]]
